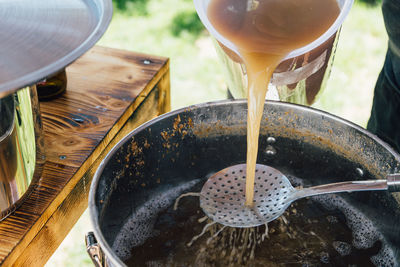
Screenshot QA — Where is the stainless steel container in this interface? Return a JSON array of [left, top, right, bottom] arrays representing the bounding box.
[[0, 86, 45, 218], [0, 0, 112, 220]]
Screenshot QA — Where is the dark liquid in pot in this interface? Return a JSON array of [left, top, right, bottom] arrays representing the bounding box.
[[121, 178, 395, 266]]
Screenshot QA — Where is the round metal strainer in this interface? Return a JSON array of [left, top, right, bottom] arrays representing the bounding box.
[[200, 164, 400, 228], [200, 164, 295, 228]]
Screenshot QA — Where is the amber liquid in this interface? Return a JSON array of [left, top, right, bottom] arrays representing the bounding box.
[[207, 0, 340, 206]]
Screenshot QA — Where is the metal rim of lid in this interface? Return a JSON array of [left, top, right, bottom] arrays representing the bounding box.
[[0, 0, 113, 97]]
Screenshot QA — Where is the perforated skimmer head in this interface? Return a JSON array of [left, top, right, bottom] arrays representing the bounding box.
[[200, 164, 296, 228], [200, 164, 400, 228]]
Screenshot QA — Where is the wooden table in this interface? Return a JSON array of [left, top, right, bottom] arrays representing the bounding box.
[[0, 46, 170, 266]]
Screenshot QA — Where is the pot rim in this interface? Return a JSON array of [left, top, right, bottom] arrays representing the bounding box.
[[89, 99, 400, 266]]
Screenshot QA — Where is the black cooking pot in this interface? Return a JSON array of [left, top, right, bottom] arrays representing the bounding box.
[[89, 100, 400, 266]]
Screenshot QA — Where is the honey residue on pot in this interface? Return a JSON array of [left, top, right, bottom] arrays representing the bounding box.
[[160, 115, 193, 149], [207, 0, 340, 206]]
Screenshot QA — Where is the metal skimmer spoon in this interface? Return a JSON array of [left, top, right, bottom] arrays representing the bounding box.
[[200, 164, 400, 228]]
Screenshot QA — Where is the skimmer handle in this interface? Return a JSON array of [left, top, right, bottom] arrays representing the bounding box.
[[387, 173, 400, 192], [293, 173, 400, 200]]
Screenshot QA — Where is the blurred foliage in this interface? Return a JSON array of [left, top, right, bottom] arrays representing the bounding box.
[[111, 0, 382, 17], [170, 11, 204, 38], [113, 0, 149, 16], [357, 0, 382, 6]]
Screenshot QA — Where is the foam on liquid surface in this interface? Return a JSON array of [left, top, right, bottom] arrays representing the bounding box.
[[112, 180, 200, 260], [114, 174, 398, 266], [289, 175, 397, 266]]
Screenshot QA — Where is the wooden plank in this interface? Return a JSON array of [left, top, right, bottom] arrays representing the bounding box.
[[157, 69, 171, 115], [0, 46, 170, 266]]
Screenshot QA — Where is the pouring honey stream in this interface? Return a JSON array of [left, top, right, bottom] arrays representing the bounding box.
[[207, 0, 340, 207]]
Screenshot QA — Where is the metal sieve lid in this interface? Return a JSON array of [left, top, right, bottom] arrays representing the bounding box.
[[0, 0, 112, 97]]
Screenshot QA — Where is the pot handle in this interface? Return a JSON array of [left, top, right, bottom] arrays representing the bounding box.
[[85, 231, 106, 267]]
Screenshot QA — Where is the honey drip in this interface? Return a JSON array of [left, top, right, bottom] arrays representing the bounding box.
[[189, 220, 270, 266], [207, 0, 340, 206]]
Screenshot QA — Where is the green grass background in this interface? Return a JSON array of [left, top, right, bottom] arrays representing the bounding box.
[[45, 0, 387, 265]]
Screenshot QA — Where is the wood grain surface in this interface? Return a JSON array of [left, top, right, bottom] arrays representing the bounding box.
[[0, 46, 170, 266]]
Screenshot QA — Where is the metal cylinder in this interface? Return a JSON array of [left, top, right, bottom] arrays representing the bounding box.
[[0, 86, 45, 220]]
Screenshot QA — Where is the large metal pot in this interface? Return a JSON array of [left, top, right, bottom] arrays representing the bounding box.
[[89, 100, 400, 266]]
